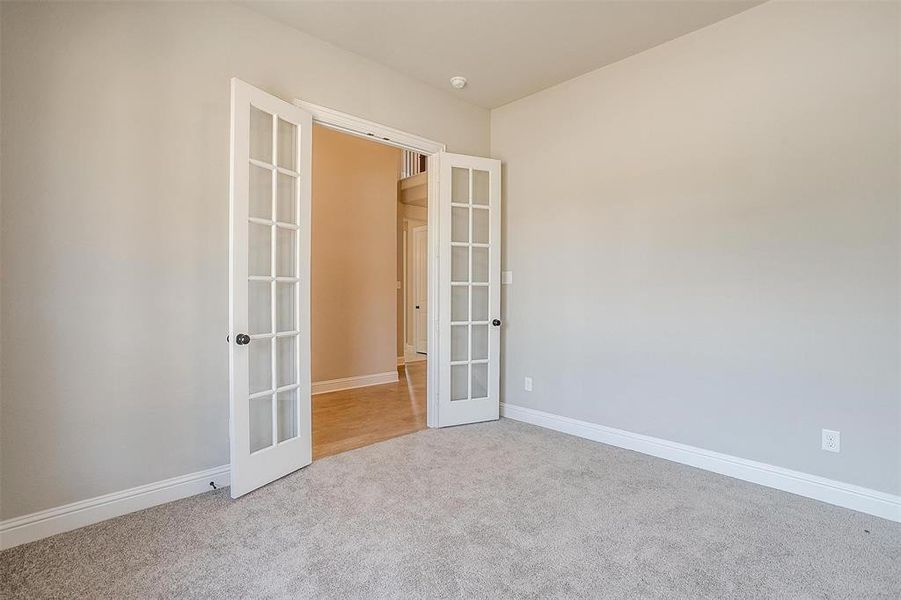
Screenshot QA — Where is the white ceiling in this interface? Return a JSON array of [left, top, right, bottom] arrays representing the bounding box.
[[244, 1, 764, 109]]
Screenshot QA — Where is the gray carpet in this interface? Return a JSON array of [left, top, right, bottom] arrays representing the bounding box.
[[2, 419, 899, 599]]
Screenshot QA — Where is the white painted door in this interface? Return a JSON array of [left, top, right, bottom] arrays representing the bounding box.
[[229, 78, 312, 498], [436, 153, 501, 427], [412, 226, 428, 355]]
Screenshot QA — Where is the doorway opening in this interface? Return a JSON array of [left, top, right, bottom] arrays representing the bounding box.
[[309, 125, 432, 459], [229, 80, 500, 497]]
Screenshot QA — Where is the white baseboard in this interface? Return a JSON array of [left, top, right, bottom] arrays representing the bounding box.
[[0, 464, 230, 550], [8, 403, 893, 552], [312, 370, 399, 395], [500, 402, 901, 523], [2, 370, 397, 550]]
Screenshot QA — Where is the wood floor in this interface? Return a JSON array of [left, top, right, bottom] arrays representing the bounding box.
[[312, 360, 427, 460]]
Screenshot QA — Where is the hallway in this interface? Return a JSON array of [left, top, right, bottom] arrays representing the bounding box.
[[312, 361, 427, 459]]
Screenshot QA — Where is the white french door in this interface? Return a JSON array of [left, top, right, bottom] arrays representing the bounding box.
[[228, 78, 312, 498], [436, 152, 502, 427]]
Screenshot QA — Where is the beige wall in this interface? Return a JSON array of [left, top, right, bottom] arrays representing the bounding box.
[[0, 1, 488, 519], [312, 126, 400, 382], [491, 0, 900, 494]]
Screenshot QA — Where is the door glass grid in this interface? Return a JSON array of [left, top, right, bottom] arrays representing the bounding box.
[[247, 103, 301, 453], [450, 167, 491, 401]]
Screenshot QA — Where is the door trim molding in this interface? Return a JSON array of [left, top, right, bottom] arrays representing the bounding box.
[[501, 403, 901, 523], [0, 465, 230, 550], [292, 100, 445, 155], [311, 371, 399, 395]]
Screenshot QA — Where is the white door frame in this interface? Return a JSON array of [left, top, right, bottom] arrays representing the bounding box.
[[292, 99, 445, 428]]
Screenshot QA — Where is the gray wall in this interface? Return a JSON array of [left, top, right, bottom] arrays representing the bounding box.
[[492, 1, 900, 495], [0, 2, 488, 519]]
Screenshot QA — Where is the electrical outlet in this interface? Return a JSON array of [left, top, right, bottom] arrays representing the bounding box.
[[524, 377, 533, 392], [822, 429, 840, 453]]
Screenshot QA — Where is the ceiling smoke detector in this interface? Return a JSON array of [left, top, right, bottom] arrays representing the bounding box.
[[449, 76, 467, 90]]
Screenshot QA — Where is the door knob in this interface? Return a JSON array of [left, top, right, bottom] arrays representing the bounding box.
[[492, 319, 501, 327], [235, 333, 251, 345]]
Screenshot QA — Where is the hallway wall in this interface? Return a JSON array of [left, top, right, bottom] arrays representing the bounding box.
[[312, 126, 401, 382]]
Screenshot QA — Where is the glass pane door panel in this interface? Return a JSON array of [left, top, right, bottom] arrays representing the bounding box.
[[276, 229, 297, 277], [472, 247, 489, 283], [249, 395, 273, 453], [249, 106, 273, 163], [451, 247, 469, 282], [452, 167, 469, 204], [249, 164, 272, 220], [277, 118, 296, 170], [451, 286, 468, 321], [276, 283, 295, 332], [471, 364, 488, 399], [249, 223, 271, 277], [451, 365, 469, 401], [472, 170, 489, 205], [471, 286, 488, 322], [277, 173, 297, 224], [248, 281, 271, 335], [451, 325, 468, 362], [277, 389, 298, 442], [452, 207, 469, 242], [472, 208, 489, 244], [249, 338, 272, 395], [471, 325, 488, 360], [276, 336, 297, 387]]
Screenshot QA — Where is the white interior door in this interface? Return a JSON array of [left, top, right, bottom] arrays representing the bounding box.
[[229, 78, 312, 498], [436, 152, 501, 427], [413, 226, 428, 354]]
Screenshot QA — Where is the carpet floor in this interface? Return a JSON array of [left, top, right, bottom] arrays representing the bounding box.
[[2, 419, 900, 599]]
